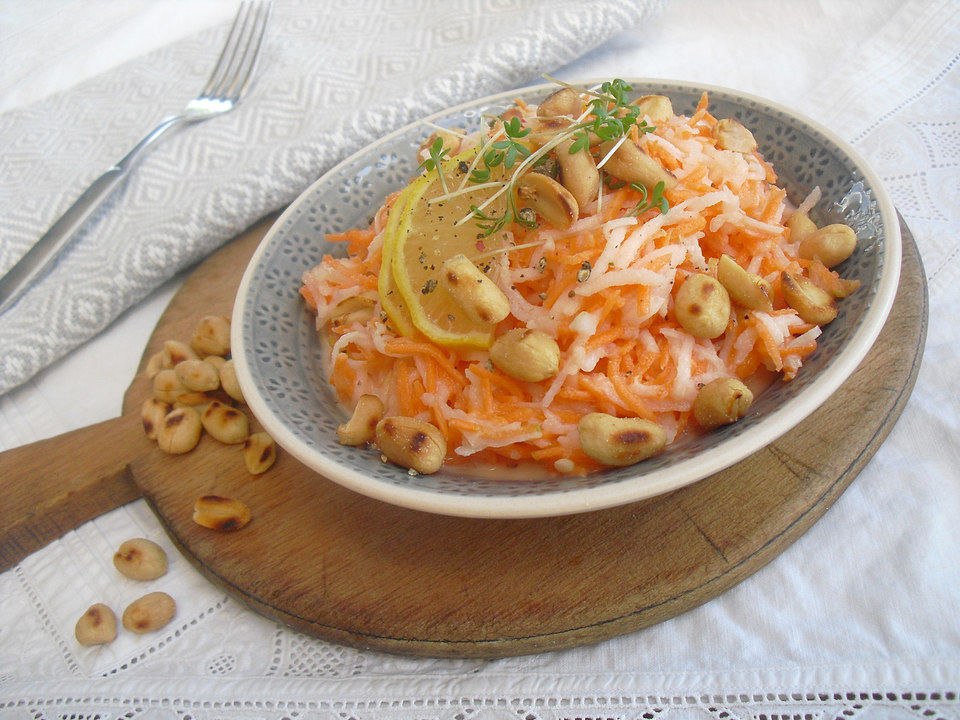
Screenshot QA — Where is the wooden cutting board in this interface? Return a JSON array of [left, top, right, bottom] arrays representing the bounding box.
[[0, 215, 927, 658]]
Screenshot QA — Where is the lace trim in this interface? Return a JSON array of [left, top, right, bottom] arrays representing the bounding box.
[[0, 690, 957, 718]]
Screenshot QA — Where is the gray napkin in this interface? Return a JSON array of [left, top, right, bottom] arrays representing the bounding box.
[[0, 0, 660, 395]]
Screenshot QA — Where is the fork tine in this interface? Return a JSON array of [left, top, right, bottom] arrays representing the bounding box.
[[224, 1, 272, 101], [202, 1, 271, 101], [201, 2, 253, 98]]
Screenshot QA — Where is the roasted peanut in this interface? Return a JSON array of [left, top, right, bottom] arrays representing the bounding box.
[[141, 398, 170, 440], [173, 391, 213, 409], [674, 274, 731, 339], [218, 359, 245, 403], [578, 413, 667, 467], [376, 416, 447, 474], [599, 139, 677, 193], [201, 401, 249, 444], [153, 368, 187, 404], [717, 254, 773, 312], [122, 592, 176, 634], [193, 495, 251, 531], [781, 272, 838, 325], [799, 223, 857, 268], [328, 293, 377, 335], [439, 254, 511, 325], [189, 315, 231, 357], [694, 377, 754, 429], [517, 172, 579, 230], [786, 209, 817, 244], [204, 355, 227, 372], [75, 603, 117, 646], [633, 94, 673, 124], [716, 118, 758, 153], [113, 538, 168, 581], [156, 407, 203, 454], [337, 394, 385, 446], [537, 87, 581, 127], [162, 340, 198, 367], [243, 432, 278, 474], [145, 351, 164, 379], [489, 328, 561, 382], [175, 358, 220, 392], [555, 138, 600, 209]]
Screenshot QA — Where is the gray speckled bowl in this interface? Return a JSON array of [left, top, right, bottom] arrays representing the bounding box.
[[232, 79, 901, 519]]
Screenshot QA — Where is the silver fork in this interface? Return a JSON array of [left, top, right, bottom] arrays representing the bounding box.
[[0, 0, 273, 316]]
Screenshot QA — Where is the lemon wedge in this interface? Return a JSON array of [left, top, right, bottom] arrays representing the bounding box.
[[381, 149, 510, 349]]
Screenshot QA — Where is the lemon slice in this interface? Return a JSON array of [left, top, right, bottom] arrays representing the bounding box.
[[384, 149, 510, 349], [377, 189, 417, 338]]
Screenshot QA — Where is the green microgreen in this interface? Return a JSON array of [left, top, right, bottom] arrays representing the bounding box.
[[455, 78, 666, 234], [627, 181, 669, 216], [418, 136, 451, 193]]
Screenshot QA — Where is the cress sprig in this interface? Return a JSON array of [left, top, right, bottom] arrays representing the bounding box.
[[469, 115, 532, 185], [627, 180, 668, 216], [417, 136, 452, 193], [430, 78, 671, 236]]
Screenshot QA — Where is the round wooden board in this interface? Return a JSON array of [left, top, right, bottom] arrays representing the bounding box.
[[121, 215, 926, 658]]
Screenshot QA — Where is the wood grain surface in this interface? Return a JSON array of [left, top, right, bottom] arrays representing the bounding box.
[[0, 215, 927, 658]]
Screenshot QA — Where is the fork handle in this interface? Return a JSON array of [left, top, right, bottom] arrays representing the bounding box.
[[0, 114, 187, 316]]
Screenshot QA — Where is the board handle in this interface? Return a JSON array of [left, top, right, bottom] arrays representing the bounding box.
[[0, 416, 142, 571]]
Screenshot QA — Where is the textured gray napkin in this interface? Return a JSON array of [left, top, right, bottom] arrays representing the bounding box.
[[0, 0, 660, 395]]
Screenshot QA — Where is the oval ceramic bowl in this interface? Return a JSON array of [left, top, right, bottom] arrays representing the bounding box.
[[232, 79, 901, 519]]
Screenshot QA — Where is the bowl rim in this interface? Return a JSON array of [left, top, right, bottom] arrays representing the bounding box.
[[232, 77, 902, 519]]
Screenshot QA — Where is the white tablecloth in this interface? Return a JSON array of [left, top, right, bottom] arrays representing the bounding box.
[[1, 1, 959, 717]]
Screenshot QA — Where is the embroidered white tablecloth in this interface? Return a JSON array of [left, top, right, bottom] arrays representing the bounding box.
[[1, 1, 958, 717]]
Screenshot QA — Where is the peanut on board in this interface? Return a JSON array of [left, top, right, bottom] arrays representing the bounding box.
[[201, 401, 250, 444], [375, 416, 446, 474], [193, 495, 252, 531], [218, 359, 245, 403], [243, 432, 277, 474], [190, 315, 231, 357], [75, 603, 117, 646], [173, 391, 214, 409], [141, 398, 170, 440], [113, 538, 168, 581], [146, 352, 165, 379], [122, 592, 176, 634], [162, 340, 198, 368], [175, 358, 220, 392], [152, 368, 187, 404], [156, 407, 203, 454], [693, 377, 754, 429], [578, 413, 667, 467], [337, 394, 385, 446]]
